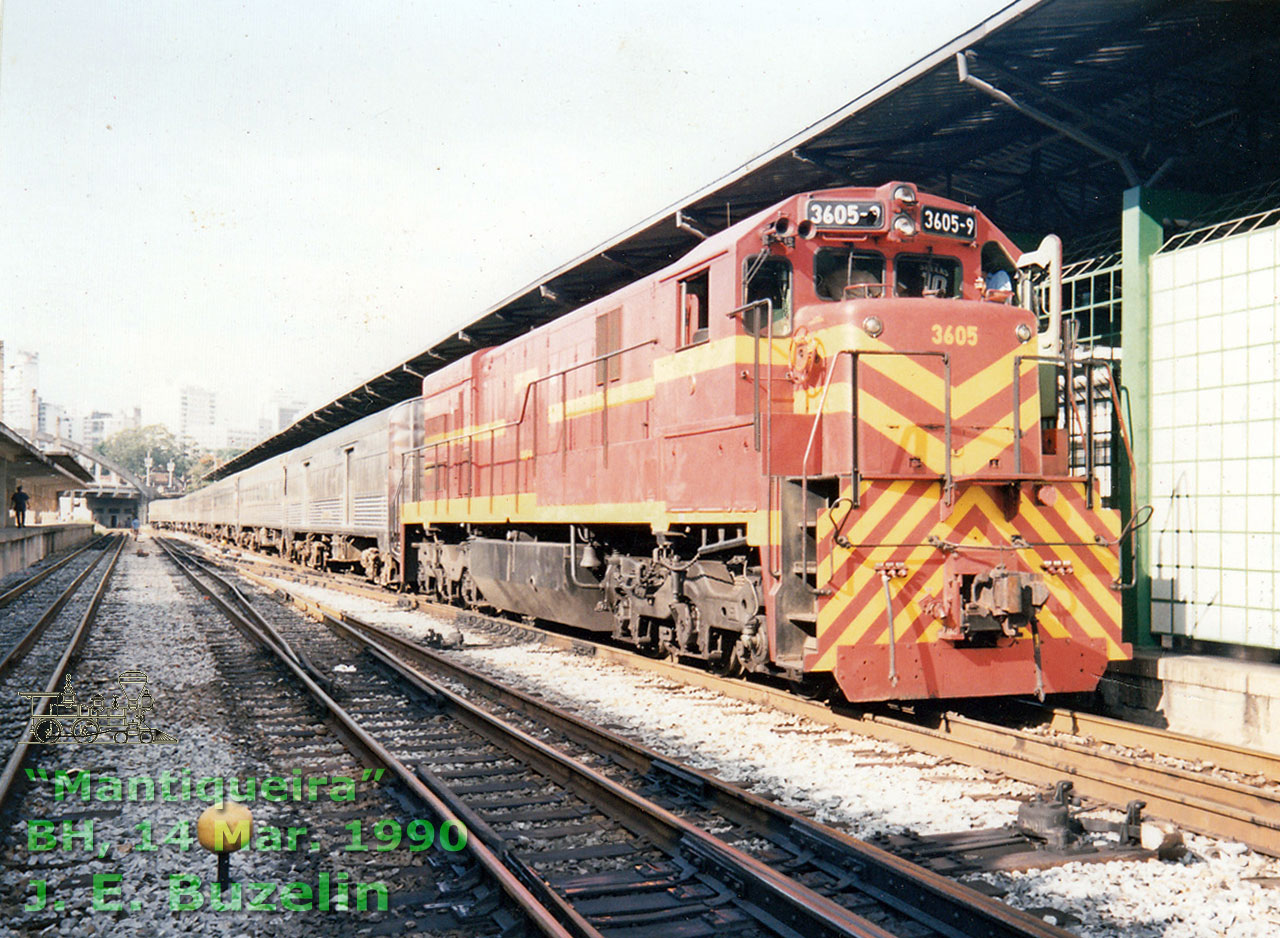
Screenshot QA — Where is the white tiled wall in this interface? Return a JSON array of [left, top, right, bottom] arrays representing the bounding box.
[[1149, 227, 1280, 647]]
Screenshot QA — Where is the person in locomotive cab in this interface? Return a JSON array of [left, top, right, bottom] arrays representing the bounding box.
[[985, 267, 1013, 292], [979, 241, 1016, 298]]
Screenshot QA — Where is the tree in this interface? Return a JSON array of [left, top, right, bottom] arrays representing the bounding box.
[[97, 425, 191, 482], [185, 452, 219, 490]]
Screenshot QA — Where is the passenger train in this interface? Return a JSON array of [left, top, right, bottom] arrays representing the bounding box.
[[152, 181, 1134, 703]]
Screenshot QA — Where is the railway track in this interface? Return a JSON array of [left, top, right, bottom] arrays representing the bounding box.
[[0, 534, 110, 611], [159, 536, 1074, 938], [173, 536, 1280, 857], [0, 535, 125, 814]]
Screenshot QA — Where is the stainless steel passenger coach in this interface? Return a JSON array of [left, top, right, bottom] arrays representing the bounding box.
[[151, 406, 411, 582]]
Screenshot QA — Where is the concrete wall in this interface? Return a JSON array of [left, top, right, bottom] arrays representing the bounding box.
[[0, 524, 96, 578]]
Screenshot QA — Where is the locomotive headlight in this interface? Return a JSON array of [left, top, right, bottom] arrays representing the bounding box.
[[1015, 322, 1033, 343], [892, 213, 917, 237], [862, 315, 884, 337], [891, 184, 917, 205]]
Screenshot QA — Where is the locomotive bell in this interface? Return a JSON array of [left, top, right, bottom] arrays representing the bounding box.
[[578, 543, 602, 569]]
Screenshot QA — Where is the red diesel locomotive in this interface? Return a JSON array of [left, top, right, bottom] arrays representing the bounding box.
[[398, 181, 1133, 701]]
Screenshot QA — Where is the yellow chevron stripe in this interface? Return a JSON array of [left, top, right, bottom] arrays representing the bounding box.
[[816, 484, 1122, 662], [859, 348, 1038, 420], [1053, 481, 1122, 540], [814, 547, 945, 669], [818, 493, 937, 636], [839, 479, 917, 543], [1021, 499, 1121, 620]]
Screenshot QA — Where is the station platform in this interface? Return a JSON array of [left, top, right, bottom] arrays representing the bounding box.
[[0, 524, 96, 578], [1099, 649, 1280, 753]]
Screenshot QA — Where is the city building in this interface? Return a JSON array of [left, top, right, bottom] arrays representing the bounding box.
[[264, 394, 307, 434], [1, 345, 39, 436], [179, 385, 219, 452], [37, 401, 74, 439]]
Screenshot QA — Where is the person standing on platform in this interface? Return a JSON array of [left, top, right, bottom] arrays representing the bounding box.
[[11, 486, 29, 528]]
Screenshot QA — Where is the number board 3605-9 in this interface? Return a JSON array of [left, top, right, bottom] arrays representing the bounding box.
[[921, 206, 976, 240], [805, 200, 883, 230]]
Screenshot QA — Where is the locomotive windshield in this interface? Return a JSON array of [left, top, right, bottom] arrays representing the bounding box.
[[815, 249, 885, 300], [742, 255, 792, 336], [895, 254, 962, 298]]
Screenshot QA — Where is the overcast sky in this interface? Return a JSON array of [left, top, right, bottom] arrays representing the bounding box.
[[1, 0, 1010, 433]]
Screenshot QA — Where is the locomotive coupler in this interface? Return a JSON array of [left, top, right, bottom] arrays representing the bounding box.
[[960, 565, 1048, 639]]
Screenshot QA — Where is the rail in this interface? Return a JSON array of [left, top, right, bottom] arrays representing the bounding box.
[[0, 537, 124, 815], [235, 563, 1075, 938], [0, 534, 110, 610], [156, 537, 585, 938]]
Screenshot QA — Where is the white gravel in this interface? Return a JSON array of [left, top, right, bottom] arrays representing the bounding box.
[[255, 574, 1280, 938]]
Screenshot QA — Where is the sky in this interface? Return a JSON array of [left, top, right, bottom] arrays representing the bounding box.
[[0, 0, 1012, 435]]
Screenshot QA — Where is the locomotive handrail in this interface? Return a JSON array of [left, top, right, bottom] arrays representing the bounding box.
[[724, 298, 781, 575], [415, 339, 660, 453], [796, 348, 952, 595], [723, 298, 774, 452], [1013, 353, 1125, 510], [408, 339, 658, 503]]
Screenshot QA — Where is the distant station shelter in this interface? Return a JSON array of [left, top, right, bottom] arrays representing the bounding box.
[[60, 485, 142, 530], [208, 0, 1280, 654], [1, 421, 96, 575]]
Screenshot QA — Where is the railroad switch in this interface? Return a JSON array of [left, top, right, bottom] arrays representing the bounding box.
[[876, 779, 1178, 874]]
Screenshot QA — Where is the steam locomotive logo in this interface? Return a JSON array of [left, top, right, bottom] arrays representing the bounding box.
[[19, 670, 178, 745]]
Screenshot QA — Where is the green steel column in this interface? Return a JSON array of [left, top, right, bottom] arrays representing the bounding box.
[[1120, 187, 1160, 647], [1120, 186, 1211, 646]]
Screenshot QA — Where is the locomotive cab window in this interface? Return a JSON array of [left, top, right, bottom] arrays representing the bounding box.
[[895, 254, 962, 298], [980, 241, 1018, 297], [741, 255, 792, 336], [679, 271, 710, 347], [814, 249, 885, 300]]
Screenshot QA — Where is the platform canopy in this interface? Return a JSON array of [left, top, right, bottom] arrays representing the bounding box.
[[210, 0, 1279, 480], [0, 423, 94, 487]]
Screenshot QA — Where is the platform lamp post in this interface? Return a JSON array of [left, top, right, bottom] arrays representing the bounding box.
[[144, 452, 153, 489]]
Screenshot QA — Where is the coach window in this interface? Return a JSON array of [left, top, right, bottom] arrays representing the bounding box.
[[595, 307, 622, 384], [895, 254, 962, 298], [814, 249, 885, 300], [679, 271, 710, 347], [741, 255, 792, 336]]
